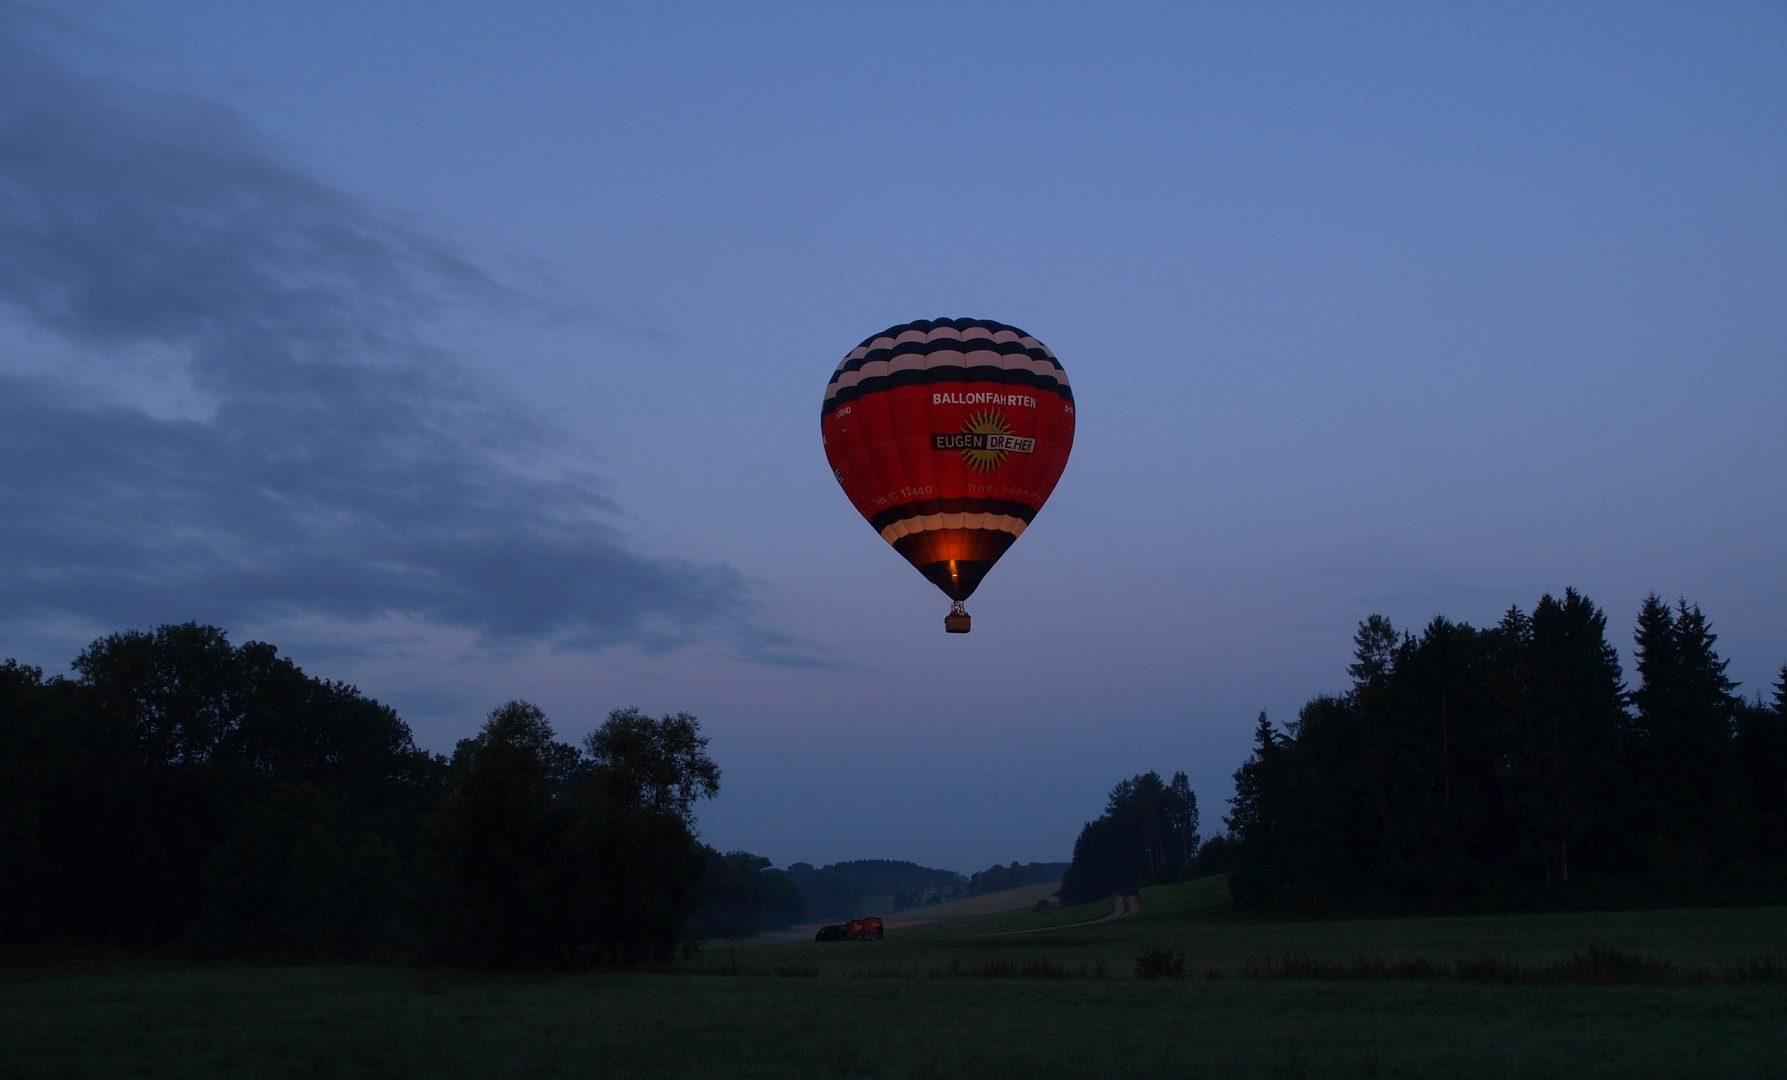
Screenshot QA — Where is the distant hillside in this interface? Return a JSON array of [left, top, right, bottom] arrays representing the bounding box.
[[785, 859, 965, 921], [968, 861, 1071, 895], [826, 860, 965, 894], [785, 860, 1073, 921]]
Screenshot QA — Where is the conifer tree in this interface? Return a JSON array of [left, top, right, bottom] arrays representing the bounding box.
[[1226, 712, 1293, 908], [1521, 589, 1629, 883], [1630, 596, 1742, 864], [1735, 666, 1787, 861]]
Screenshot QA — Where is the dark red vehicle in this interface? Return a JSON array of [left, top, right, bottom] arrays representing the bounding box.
[[815, 916, 884, 942]]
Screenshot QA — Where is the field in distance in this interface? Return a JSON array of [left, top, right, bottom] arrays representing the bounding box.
[[743, 875, 1787, 975], [877, 881, 1064, 927], [6, 876, 1785, 1079]]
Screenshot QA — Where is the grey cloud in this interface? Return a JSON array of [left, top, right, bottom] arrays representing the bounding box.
[[0, 14, 788, 656]]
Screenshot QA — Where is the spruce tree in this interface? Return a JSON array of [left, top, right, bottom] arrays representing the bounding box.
[[1225, 712, 1289, 908], [1733, 665, 1787, 862], [1630, 596, 1742, 868], [1632, 594, 1678, 726], [1348, 615, 1399, 689], [1496, 590, 1628, 889], [1491, 604, 1543, 881]]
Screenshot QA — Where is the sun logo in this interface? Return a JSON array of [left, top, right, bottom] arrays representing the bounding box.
[[960, 410, 1014, 473]]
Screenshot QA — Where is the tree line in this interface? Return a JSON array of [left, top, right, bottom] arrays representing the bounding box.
[[0, 623, 730, 964], [782, 860, 965, 921], [967, 861, 1071, 896], [0, 622, 1122, 954], [1059, 770, 1232, 904], [1224, 591, 1787, 912]]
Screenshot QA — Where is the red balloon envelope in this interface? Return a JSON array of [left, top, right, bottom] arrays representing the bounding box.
[[821, 318, 1075, 632]]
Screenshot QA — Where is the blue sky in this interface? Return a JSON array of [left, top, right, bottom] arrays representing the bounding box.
[[2, 1, 1782, 871]]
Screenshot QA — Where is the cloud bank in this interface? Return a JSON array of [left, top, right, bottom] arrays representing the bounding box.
[[0, 14, 760, 653]]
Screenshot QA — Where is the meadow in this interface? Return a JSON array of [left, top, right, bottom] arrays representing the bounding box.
[[6, 877, 1786, 1079]]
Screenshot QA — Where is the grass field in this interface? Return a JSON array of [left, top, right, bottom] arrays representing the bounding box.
[[830, 882, 1064, 924], [880, 881, 1064, 927], [6, 877, 1786, 1079], [721, 875, 1787, 976]]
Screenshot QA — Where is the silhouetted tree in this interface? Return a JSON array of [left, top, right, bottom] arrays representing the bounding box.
[[196, 783, 402, 958], [424, 701, 579, 963], [1165, 773, 1199, 866], [1226, 708, 1316, 908], [1060, 769, 1201, 903], [424, 701, 713, 965], [688, 850, 804, 938], [1733, 665, 1787, 866], [1631, 596, 1743, 869], [1190, 833, 1234, 877], [0, 625, 439, 952], [1500, 591, 1632, 888], [584, 708, 720, 822]]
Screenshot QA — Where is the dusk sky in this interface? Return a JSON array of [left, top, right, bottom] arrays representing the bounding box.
[[3, 2, 1782, 872]]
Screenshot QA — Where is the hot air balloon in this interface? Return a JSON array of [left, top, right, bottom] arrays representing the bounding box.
[[821, 318, 1075, 633]]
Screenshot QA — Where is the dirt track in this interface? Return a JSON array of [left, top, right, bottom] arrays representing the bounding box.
[[977, 894, 1139, 937]]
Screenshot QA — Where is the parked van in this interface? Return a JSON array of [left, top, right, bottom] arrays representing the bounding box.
[[814, 916, 883, 942]]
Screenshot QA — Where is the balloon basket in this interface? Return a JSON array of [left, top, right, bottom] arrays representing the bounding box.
[[944, 603, 971, 634]]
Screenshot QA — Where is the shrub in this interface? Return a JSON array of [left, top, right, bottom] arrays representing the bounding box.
[[1134, 945, 1187, 979]]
